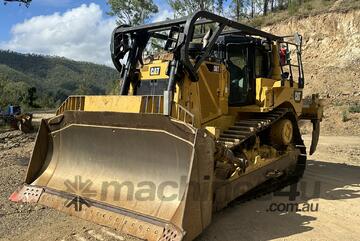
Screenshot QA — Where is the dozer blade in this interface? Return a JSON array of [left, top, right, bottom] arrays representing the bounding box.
[[310, 119, 320, 155], [11, 111, 215, 241]]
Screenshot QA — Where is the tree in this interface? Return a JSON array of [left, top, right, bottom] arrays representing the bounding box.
[[270, 0, 274, 11], [107, 0, 158, 26], [3, 0, 31, 7], [250, 0, 255, 18], [1, 81, 28, 107], [168, 0, 215, 17], [216, 0, 224, 15], [230, 0, 248, 21], [26, 87, 37, 107], [263, 0, 269, 15], [278, 0, 287, 10]]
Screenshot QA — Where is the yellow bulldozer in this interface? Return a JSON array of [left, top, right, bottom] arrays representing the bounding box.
[[11, 11, 323, 241]]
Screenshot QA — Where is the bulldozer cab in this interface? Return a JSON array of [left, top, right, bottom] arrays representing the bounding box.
[[225, 37, 273, 106], [111, 11, 281, 90], [111, 12, 307, 119]]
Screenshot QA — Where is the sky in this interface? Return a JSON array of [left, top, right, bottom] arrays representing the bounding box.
[[0, 0, 174, 66]]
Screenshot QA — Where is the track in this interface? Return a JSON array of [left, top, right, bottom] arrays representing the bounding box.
[[218, 108, 290, 148], [218, 107, 307, 203], [196, 135, 360, 241]]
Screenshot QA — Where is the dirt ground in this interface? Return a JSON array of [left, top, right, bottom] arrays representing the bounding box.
[[0, 131, 359, 241]]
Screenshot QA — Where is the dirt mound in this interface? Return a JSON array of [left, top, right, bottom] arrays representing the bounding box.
[[263, 10, 360, 135]]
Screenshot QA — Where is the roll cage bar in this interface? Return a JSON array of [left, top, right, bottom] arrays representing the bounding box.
[[111, 11, 304, 96]]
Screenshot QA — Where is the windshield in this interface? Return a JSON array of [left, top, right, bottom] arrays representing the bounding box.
[[143, 30, 173, 62]]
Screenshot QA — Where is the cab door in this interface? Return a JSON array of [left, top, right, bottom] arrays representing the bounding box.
[[226, 43, 255, 106]]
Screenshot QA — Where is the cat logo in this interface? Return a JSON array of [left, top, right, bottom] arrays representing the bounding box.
[[150, 67, 161, 76], [294, 90, 302, 102], [213, 65, 220, 72]]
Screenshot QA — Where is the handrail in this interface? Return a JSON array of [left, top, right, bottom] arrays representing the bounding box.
[[174, 102, 195, 126], [56, 95, 85, 115], [142, 95, 163, 114], [141, 95, 194, 126]]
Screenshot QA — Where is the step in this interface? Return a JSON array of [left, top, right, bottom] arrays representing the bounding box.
[[218, 137, 239, 143], [229, 126, 254, 131], [219, 133, 246, 139], [223, 130, 251, 135], [234, 121, 261, 127]]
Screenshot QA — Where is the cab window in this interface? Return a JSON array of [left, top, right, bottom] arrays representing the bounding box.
[[227, 45, 250, 106], [255, 48, 269, 78]]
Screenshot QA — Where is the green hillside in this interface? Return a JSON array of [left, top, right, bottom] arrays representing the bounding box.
[[0, 50, 119, 108]]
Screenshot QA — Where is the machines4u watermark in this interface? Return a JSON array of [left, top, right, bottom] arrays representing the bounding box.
[[266, 181, 321, 213], [62, 175, 321, 213], [64, 176, 96, 211]]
